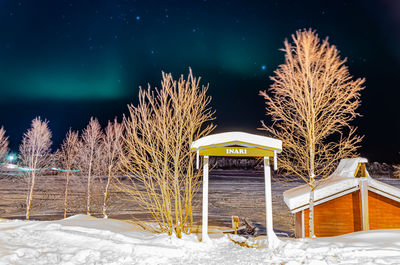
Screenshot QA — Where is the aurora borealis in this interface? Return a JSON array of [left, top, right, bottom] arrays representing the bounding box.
[[0, 0, 399, 162]]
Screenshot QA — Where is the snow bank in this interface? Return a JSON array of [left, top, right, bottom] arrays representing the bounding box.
[[331, 158, 369, 178], [0, 215, 264, 265], [0, 215, 400, 264], [274, 229, 400, 264]]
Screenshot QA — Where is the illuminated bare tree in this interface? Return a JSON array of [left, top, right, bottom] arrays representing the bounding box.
[[260, 29, 364, 237], [0, 126, 9, 162], [57, 129, 80, 218], [79, 117, 103, 215], [116, 69, 215, 238], [100, 118, 123, 218], [19, 117, 52, 220]]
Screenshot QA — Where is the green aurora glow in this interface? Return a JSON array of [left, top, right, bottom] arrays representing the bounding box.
[[2, 68, 126, 100]]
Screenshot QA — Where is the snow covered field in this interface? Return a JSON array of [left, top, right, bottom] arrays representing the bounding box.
[[0, 170, 399, 236], [1, 215, 400, 265], [0, 170, 299, 235]]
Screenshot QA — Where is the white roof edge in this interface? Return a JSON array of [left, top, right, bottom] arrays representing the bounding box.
[[283, 177, 360, 211], [191, 131, 282, 151], [368, 179, 400, 204], [284, 157, 400, 212], [290, 186, 359, 213], [289, 179, 400, 213]]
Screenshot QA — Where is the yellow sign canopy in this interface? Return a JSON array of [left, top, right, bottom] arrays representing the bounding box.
[[191, 131, 282, 248], [191, 131, 282, 169]]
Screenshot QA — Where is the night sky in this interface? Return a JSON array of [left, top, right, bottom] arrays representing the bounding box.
[[0, 1, 399, 163]]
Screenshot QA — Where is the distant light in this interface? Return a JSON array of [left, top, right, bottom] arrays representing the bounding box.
[[136, 16, 140, 20], [8, 155, 15, 161], [261, 65, 266, 70], [51, 167, 80, 172]]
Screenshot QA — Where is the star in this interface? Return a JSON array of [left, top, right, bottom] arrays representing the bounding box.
[[136, 16, 140, 20], [261, 65, 266, 70]]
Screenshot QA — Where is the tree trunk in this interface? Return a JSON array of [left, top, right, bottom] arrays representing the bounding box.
[[174, 175, 182, 238], [87, 159, 92, 215], [103, 165, 112, 218], [26, 172, 36, 220], [309, 137, 316, 238], [309, 176, 315, 238], [187, 165, 193, 233], [64, 172, 70, 218]]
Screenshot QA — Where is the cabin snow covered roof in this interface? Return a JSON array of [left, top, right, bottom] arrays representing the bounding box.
[[284, 158, 400, 213], [190, 131, 282, 151]]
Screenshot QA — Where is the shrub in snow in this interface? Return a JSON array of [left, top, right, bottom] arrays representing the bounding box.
[[117, 68, 215, 238]]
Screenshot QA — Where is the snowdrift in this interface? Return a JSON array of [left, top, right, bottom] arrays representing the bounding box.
[[0, 215, 400, 264]]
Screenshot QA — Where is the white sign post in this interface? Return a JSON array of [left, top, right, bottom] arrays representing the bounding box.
[[191, 132, 282, 248], [202, 156, 210, 242], [264, 157, 280, 248]]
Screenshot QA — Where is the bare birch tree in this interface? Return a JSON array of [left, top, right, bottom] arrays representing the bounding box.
[[19, 117, 52, 220], [79, 117, 103, 215], [260, 29, 364, 237], [0, 126, 9, 162], [100, 118, 123, 218], [57, 129, 80, 218], [116, 69, 215, 238]]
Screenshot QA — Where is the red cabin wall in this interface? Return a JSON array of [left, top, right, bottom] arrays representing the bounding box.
[[295, 211, 302, 238], [296, 190, 400, 237], [302, 191, 362, 237], [369, 191, 400, 230]]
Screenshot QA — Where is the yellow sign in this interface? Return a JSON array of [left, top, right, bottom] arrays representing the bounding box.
[[198, 147, 274, 157]]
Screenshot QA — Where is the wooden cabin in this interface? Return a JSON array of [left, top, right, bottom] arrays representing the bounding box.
[[284, 158, 400, 238]]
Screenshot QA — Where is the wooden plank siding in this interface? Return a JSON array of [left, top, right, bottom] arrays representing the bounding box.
[[369, 191, 400, 230], [295, 211, 302, 238], [302, 191, 362, 237], [296, 190, 400, 237]]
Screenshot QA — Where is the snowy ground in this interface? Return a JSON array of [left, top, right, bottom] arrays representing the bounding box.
[[1, 215, 400, 265]]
